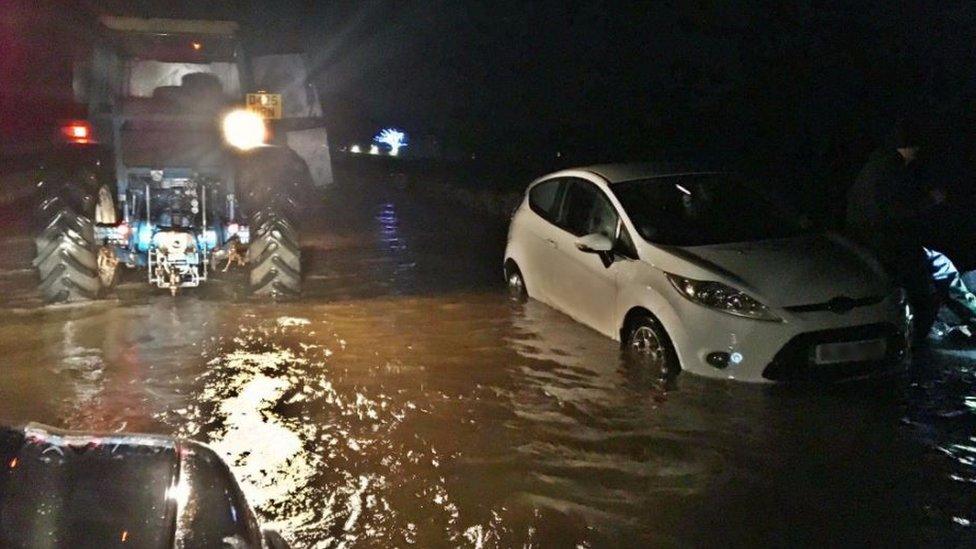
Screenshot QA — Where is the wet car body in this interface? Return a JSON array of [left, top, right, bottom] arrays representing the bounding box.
[[504, 163, 910, 382], [0, 423, 286, 548]]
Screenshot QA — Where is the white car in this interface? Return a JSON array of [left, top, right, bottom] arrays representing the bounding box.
[[503, 163, 910, 382]]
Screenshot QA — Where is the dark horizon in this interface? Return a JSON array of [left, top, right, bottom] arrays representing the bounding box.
[[4, 1, 976, 177]]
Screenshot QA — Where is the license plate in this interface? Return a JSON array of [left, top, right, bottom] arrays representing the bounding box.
[[814, 339, 886, 365], [246, 92, 283, 119]]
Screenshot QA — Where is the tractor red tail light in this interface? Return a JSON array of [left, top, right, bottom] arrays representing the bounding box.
[[58, 120, 95, 144]]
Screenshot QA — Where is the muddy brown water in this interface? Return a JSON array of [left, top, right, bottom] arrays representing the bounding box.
[[0, 182, 974, 547]]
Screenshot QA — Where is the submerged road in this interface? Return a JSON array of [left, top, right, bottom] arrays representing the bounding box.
[[0, 177, 974, 546]]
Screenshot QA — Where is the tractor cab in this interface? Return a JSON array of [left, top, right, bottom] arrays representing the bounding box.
[[33, 16, 320, 301]]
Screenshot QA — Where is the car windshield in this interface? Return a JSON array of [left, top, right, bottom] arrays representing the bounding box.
[[611, 174, 807, 246]]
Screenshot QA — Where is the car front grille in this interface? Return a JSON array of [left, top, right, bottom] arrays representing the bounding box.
[[762, 323, 904, 382]]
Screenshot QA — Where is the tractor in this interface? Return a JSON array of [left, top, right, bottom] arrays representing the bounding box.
[[34, 16, 331, 300]]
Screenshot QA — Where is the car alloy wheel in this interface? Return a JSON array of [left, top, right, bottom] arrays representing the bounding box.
[[627, 317, 678, 379], [631, 326, 665, 364]]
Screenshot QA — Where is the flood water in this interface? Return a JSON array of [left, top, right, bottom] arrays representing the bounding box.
[[0, 180, 974, 546]]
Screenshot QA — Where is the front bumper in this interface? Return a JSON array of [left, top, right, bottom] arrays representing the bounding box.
[[666, 294, 908, 383], [761, 323, 904, 382]]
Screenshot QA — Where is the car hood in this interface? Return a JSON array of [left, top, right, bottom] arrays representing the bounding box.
[[663, 234, 889, 307]]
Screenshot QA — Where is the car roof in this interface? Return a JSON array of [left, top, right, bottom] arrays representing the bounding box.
[[575, 162, 718, 184]]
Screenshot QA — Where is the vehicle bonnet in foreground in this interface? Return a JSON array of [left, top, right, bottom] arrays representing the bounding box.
[[0, 423, 286, 548]]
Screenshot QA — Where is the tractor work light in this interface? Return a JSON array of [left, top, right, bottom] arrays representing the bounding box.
[[222, 109, 267, 150]]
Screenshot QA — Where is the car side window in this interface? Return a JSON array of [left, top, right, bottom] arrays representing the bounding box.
[[528, 179, 564, 223], [559, 179, 619, 239], [588, 191, 619, 240]]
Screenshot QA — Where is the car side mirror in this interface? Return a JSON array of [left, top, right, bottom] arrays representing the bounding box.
[[575, 233, 613, 254]]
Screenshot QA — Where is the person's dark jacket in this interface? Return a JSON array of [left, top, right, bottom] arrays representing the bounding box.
[[846, 147, 931, 259]]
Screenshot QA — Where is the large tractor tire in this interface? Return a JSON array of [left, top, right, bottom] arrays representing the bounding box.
[[32, 182, 102, 303], [237, 146, 316, 299], [247, 207, 301, 298]]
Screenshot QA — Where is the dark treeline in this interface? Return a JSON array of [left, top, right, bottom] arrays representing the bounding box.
[[306, 2, 976, 221]]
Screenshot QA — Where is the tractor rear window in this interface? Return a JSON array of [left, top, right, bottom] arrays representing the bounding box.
[[125, 60, 241, 98]]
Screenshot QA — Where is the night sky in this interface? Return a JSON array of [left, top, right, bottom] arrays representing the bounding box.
[[4, 1, 976, 188]]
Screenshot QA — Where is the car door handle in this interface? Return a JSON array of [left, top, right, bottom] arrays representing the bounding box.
[[545, 238, 557, 248]]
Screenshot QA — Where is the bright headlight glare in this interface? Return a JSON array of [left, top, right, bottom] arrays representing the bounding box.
[[666, 274, 780, 321], [222, 109, 266, 150]]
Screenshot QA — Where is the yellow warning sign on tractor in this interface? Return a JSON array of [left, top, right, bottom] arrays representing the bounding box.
[[246, 92, 283, 119]]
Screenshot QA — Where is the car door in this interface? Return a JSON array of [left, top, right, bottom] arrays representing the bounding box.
[[519, 178, 567, 304], [549, 178, 625, 337]]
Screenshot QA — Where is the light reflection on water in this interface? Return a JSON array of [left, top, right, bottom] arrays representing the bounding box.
[[164, 316, 455, 546], [133, 296, 974, 547]]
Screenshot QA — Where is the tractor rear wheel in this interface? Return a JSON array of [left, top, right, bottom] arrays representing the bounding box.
[[33, 195, 101, 303], [237, 147, 316, 299], [247, 207, 301, 298]]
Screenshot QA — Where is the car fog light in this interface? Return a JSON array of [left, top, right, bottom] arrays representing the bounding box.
[[706, 352, 730, 368]]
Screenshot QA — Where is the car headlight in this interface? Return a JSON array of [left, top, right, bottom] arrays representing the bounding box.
[[666, 273, 780, 321], [222, 109, 267, 150]]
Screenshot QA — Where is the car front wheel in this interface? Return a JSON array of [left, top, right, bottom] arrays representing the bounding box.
[[625, 314, 679, 380]]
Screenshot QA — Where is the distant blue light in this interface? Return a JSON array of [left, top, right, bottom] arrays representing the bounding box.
[[730, 352, 743, 365], [373, 128, 408, 156]]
